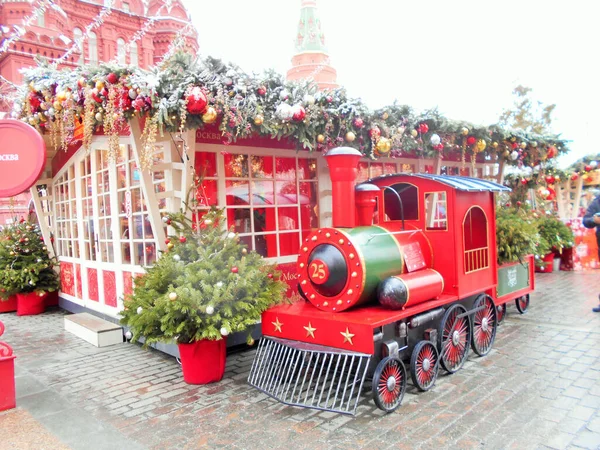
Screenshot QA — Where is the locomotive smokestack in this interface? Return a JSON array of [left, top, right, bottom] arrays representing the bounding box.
[[355, 183, 380, 227], [325, 147, 363, 228]]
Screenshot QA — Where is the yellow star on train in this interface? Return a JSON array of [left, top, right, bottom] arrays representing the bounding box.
[[303, 322, 317, 338], [340, 327, 355, 345], [272, 317, 283, 333]]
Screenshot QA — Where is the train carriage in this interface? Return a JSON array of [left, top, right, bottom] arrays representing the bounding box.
[[248, 147, 529, 415]]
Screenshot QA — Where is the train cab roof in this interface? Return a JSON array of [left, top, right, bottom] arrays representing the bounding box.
[[367, 173, 510, 193]]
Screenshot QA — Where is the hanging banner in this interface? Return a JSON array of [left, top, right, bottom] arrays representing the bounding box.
[[0, 120, 46, 198]]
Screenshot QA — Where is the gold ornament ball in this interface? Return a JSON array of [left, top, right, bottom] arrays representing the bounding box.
[[95, 80, 105, 90], [381, 112, 389, 120], [167, 242, 174, 249], [254, 114, 264, 126], [53, 101, 62, 111], [376, 137, 392, 155], [520, 142, 527, 149], [169, 292, 177, 301], [345, 131, 356, 142], [202, 107, 218, 124], [503, 150, 510, 158], [410, 129, 418, 138], [317, 134, 325, 143], [476, 139, 487, 152], [241, 248, 248, 255], [461, 127, 469, 135], [492, 141, 498, 148]]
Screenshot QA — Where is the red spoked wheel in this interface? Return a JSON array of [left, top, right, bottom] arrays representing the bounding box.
[[497, 303, 507, 324], [410, 341, 439, 392], [439, 304, 471, 373], [471, 295, 497, 357], [372, 356, 407, 413], [515, 294, 530, 314]]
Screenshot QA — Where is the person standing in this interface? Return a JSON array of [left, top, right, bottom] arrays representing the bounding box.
[[582, 193, 600, 312]]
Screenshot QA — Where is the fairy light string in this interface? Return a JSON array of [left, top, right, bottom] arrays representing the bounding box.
[[0, 0, 53, 57]]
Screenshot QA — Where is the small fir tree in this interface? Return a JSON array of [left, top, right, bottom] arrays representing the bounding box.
[[120, 207, 287, 346], [0, 220, 60, 300]]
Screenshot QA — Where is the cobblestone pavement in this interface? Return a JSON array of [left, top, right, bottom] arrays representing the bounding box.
[[1, 270, 599, 450]]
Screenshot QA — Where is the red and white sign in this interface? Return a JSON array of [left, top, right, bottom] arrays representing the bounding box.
[[0, 120, 46, 198]]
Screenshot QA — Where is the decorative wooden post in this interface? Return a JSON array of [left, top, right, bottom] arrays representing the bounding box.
[[0, 320, 16, 411]]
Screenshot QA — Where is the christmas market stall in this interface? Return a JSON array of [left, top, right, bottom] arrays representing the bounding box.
[[7, 54, 570, 331]]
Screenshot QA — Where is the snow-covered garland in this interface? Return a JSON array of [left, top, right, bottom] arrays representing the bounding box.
[[14, 53, 569, 169]]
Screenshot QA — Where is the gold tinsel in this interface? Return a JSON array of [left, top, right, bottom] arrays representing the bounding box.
[[103, 86, 120, 161], [82, 87, 96, 151], [140, 114, 158, 170]]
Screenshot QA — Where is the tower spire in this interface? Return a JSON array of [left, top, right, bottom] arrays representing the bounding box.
[[286, 0, 338, 91]]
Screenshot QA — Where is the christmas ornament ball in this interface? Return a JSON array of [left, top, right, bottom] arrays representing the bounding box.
[[345, 131, 356, 142], [206, 305, 214, 315], [137, 306, 143, 314], [202, 106, 218, 124], [257, 86, 267, 96], [253, 114, 264, 126], [220, 327, 229, 337], [107, 73, 118, 84], [353, 117, 364, 129], [585, 165, 592, 172], [418, 123, 429, 134], [511, 151, 519, 160], [376, 137, 392, 155], [179, 236, 187, 243], [231, 266, 239, 273], [461, 127, 469, 135], [186, 86, 208, 115], [520, 142, 527, 149], [317, 134, 326, 144], [167, 242, 174, 249], [279, 89, 290, 101], [173, 254, 181, 262], [95, 112, 103, 122], [125, 330, 133, 340], [292, 104, 306, 122], [466, 136, 476, 146], [303, 94, 315, 105], [227, 232, 236, 239], [204, 219, 212, 225], [476, 139, 487, 152], [169, 292, 178, 301], [430, 134, 441, 146], [241, 248, 248, 255], [492, 141, 499, 148], [410, 129, 418, 138]]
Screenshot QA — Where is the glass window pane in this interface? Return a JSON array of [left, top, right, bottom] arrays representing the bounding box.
[[254, 208, 275, 233], [370, 163, 384, 178], [196, 152, 217, 177], [297, 158, 317, 180], [251, 155, 273, 178], [226, 180, 249, 206], [224, 154, 248, 178], [276, 158, 297, 181], [196, 180, 218, 207], [251, 181, 274, 205], [279, 232, 300, 257], [278, 207, 299, 231], [384, 163, 397, 174], [300, 182, 318, 231], [227, 208, 251, 233]]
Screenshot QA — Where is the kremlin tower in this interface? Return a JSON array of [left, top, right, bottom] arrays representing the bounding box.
[[286, 0, 338, 91]]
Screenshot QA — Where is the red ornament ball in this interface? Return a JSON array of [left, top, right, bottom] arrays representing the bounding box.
[[257, 86, 267, 96], [292, 105, 306, 122], [369, 126, 381, 139], [516, 201, 522, 207], [165, 239, 171, 245], [585, 165, 592, 172], [511, 142, 519, 150], [326, 96, 333, 103], [179, 236, 187, 243], [466, 136, 476, 146], [545, 175, 555, 184], [418, 123, 429, 134], [268, 273, 273, 279], [107, 73, 118, 84], [231, 266, 239, 274], [186, 86, 208, 114], [521, 178, 529, 185], [353, 117, 364, 129], [571, 173, 579, 181]]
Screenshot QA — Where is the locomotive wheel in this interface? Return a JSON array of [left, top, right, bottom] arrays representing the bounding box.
[[497, 303, 506, 324], [515, 294, 530, 314], [372, 356, 407, 413], [471, 295, 497, 357], [439, 304, 471, 374], [410, 341, 439, 392]]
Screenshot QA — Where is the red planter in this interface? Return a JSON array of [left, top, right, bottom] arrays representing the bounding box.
[[178, 339, 226, 384], [0, 354, 16, 411], [16, 292, 47, 316], [535, 253, 555, 273], [45, 290, 59, 307], [0, 296, 17, 314]]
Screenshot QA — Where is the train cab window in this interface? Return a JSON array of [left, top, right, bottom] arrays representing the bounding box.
[[384, 183, 418, 221], [425, 192, 447, 230], [463, 206, 489, 273]]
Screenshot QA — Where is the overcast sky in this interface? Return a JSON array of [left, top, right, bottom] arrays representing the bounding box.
[[182, 0, 600, 168]]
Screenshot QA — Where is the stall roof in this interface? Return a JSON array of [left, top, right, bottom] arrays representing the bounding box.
[[368, 173, 511, 192]]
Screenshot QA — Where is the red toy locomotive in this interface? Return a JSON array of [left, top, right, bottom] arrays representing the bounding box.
[[248, 147, 533, 415]]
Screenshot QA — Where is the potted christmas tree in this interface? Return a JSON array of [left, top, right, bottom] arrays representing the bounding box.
[[0, 220, 60, 316], [0, 227, 18, 313], [120, 207, 286, 384]]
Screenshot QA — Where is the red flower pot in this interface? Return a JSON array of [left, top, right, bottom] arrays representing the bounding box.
[[0, 296, 17, 314], [0, 354, 16, 411], [177, 339, 226, 384], [45, 290, 59, 307], [16, 292, 47, 316]]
